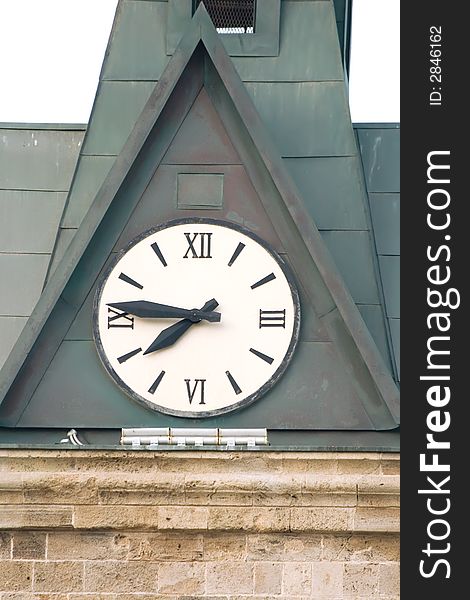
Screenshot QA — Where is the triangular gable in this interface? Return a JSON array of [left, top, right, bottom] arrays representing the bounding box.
[[0, 5, 399, 428]]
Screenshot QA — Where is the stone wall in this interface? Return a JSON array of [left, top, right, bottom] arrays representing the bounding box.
[[0, 450, 399, 599]]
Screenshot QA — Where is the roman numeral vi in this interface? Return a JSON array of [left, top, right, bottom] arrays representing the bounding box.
[[185, 379, 206, 405]]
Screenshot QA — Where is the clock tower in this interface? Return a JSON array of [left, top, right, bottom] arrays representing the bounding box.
[[0, 2, 400, 597]]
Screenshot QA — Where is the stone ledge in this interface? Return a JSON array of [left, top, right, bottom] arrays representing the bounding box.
[[0, 450, 399, 534]]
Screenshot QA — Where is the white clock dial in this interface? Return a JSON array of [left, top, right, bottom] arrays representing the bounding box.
[[93, 219, 300, 417]]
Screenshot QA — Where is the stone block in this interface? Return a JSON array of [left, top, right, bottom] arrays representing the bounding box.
[[254, 562, 282, 595], [158, 506, 208, 530], [127, 533, 203, 561], [0, 531, 12, 558], [282, 562, 312, 595], [247, 533, 323, 562], [354, 507, 400, 533], [336, 456, 382, 475], [73, 505, 159, 529], [33, 561, 83, 592], [0, 506, 73, 529], [2, 594, 69, 600], [83, 561, 158, 593], [68, 595, 117, 600], [203, 533, 247, 560], [0, 560, 33, 591], [379, 562, 400, 596], [12, 531, 46, 559], [23, 474, 98, 504], [157, 562, 205, 595], [358, 492, 400, 508], [311, 561, 343, 596], [283, 535, 323, 561], [246, 534, 285, 561], [343, 562, 379, 597], [206, 561, 254, 594], [322, 533, 400, 562], [0, 490, 24, 504], [290, 507, 354, 532], [381, 456, 401, 475], [300, 492, 357, 507], [47, 532, 129, 560], [208, 507, 290, 532]]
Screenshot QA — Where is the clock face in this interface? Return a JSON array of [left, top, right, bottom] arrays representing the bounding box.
[[93, 218, 300, 417]]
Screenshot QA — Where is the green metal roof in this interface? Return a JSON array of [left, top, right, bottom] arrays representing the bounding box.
[[0, 0, 399, 446]]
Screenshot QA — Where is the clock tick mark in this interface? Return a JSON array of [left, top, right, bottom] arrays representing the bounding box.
[[151, 242, 168, 267], [251, 272, 276, 289], [148, 370, 166, 394], [117, 347, 142, 364], [228, 242, 246, 266], [249, 347, 274, 365], [118, 272, 143, 289], [226, 370, 242, 394]]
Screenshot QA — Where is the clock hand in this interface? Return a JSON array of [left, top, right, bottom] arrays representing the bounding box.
[[107, 300, 221, 323], [143, 298, 219, 355]]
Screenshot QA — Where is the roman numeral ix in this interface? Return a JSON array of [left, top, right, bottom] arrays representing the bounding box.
[[185, 378, 206, 405], [183, 232, 212, 259], [107, 307, 134, 329], [259, 309, 286, 328]]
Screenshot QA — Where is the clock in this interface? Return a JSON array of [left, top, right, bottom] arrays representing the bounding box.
[[93, 218, 300, 417]]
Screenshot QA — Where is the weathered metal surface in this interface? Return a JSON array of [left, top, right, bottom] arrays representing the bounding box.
[[113, 163, 285, 253], [16, 340, 382, 430], [45, 229, 77, 283], [81, 81, 156, 156], [379, 256, 400, 319], [332, 0, 352, 72], [201, 70, 398, 421], [355, 125, 400, 381], [0, 128, 83, 191], [176, 173, 224, 207], [389, 318, 400, 380], [244, 81, 357, 157], [0, 254, 50, 317], [0, 6, 399, 433], [358, 304, 393, 372], [232, 0, 343, 82], [197, 9, 398, 421], [61, 156, 115, 229], [0, 42, 205, 421], [102, 0, 170, 81], [283, 157, 367, 230], [162, 88, 242, 164], [356, 127, 400, 193], [369, 192, 400, 256], [0, 318, 27, 370], [0, 190, 66, 253], [320, 231, 380, 305]]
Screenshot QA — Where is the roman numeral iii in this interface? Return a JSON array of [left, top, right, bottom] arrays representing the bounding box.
[[107, 307, 134, 329], [183, 232, 212, 258], [185, 379, 206, 405], [259, 309, 286, 328]]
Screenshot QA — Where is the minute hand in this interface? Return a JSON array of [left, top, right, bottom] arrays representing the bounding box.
[[107, 300, 221, 322]]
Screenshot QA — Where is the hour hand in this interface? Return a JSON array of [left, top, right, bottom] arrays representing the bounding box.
[[143, 298, 219, 354], [107, 300, 221, 322]]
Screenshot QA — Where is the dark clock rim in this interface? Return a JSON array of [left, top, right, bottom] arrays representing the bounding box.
[[92, 217, 301, 419]]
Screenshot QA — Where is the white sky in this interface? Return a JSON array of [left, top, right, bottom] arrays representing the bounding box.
[[0, 0, 399, 124]]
